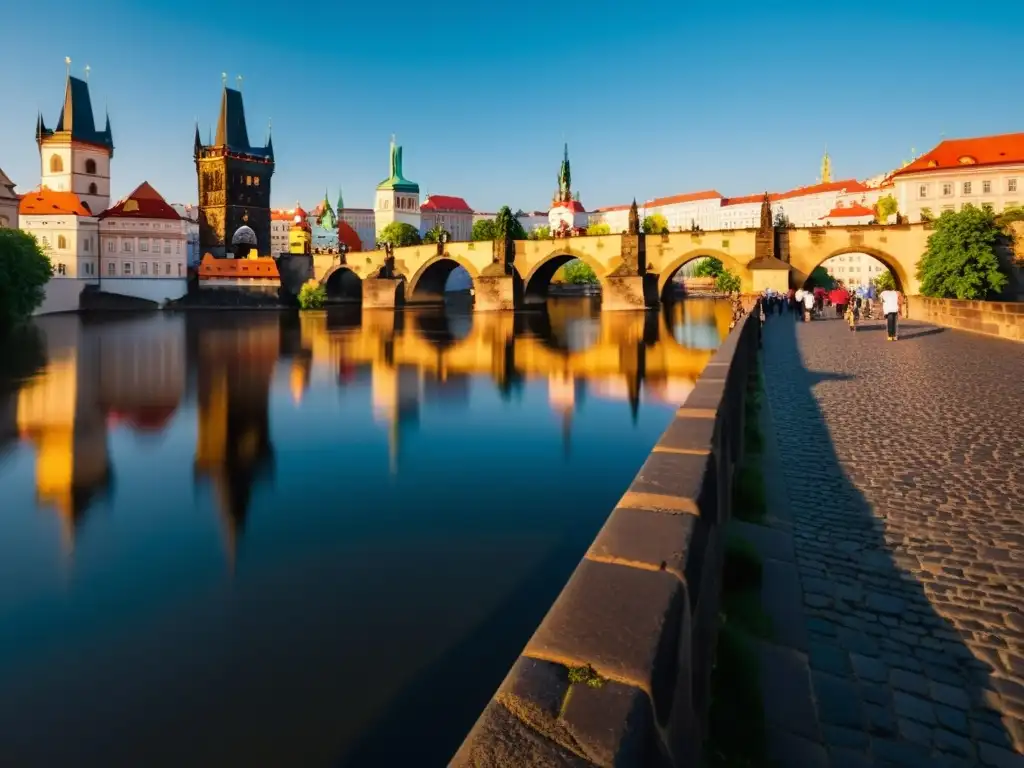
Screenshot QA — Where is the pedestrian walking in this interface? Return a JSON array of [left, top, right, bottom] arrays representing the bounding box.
[[880, 287, 901, 341], [802, 289, 815, 322]]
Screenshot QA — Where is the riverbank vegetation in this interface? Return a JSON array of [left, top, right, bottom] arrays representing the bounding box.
[[297, 280, 326, 309], [0, 229, 53, 334]]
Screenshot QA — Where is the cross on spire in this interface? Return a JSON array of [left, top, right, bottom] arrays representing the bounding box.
[[84, 64, 90, 82], [65, 56, 71, 76], [221, 72, 227, 86]]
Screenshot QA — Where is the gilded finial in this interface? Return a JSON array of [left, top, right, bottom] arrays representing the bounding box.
[[65, 56, 71, 76]]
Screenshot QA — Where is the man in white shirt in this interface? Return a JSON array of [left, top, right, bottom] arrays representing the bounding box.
[[802, 289, 815, 322], [879, 288, 902, 341]]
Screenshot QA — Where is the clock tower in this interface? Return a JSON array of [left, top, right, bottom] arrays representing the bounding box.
[[194, 81, 274, 258]]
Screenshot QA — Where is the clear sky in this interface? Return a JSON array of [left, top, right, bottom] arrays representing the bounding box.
[[1, 1, 1021, 212]]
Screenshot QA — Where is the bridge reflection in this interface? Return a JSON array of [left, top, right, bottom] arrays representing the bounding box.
[[0, 299, 730, 564]]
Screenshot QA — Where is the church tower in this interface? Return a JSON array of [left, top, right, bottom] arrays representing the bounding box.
[[36, 64, 114, 215], [820, 148, 832, 184], [374, 136, 420, 239], [195, 81, 274, 258]]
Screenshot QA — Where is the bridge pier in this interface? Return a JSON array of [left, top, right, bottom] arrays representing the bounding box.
[[601, 274, 659, 311], [362, 278, 405, 309], [475, 275, 521, 312]]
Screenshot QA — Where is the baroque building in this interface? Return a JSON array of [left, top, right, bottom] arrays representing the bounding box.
[[194, 84, 274, 258]]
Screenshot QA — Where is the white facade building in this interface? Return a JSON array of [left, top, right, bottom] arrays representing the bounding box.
[[891, 133, 1024, 222], [374, 138, 420, 238], [589, 204, 632, 233], [0, 167, 18, 228], [171, 203, 201, 266], [19, 188, 99, 279], [420, 195, 474, 241]]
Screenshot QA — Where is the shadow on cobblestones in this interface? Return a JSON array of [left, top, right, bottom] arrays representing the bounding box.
[[761, 314, 1022, 768]]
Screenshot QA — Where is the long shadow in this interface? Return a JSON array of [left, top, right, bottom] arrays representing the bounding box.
[[333, 537, 587, 767], [761, 315, 1019, 765]]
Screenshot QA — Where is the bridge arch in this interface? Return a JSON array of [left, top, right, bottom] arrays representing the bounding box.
[[656, 248, 748, 300], [321, 265, 362, 302], [799, 246, 910, 293], [406, 255, 482, 304], [522, 247, 606, 304]]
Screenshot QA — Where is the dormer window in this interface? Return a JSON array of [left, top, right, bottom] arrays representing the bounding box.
[[958, 156, 976, 165], [927, 160, 939, 168]]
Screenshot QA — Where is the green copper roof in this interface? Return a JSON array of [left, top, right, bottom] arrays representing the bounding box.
[[376, 140, 419, 193]]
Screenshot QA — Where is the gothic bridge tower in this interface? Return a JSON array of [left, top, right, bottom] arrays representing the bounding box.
[[195, 80, 274, 258]]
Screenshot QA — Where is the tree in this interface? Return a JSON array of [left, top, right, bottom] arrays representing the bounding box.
[[422, 224, 451, 244], [297, 279, 326, 309], [377, 222, 421, 247], [0, 228, 53, 332], [693, 256, 725, 278], [586, 222, 611, 236], [872, 270, 896, 292], [561, 260, 598, 285], [471, 219, 497, 242], [995, 205, 1024, 228], [920, 207, 934, 223], [875, 194, 898, 224], [916, 204, 1008, 299], [774, 210, 791, 228], [642, 213, 669, 235], [495, 206, 528, 241], [807, 266, 835, 289], [528, 225, 551, 240], [715, 270, 741, 293]]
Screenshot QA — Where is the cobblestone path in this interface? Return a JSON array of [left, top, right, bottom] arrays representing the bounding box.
[[761, 313, 1024, 768]]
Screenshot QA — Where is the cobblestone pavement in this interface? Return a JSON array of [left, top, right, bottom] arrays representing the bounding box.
[[761, 313, 1024, 768]]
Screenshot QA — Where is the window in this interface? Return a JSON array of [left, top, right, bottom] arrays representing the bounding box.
[[56, 263, 66, 275], [49, 155, 63, 173], [176, 240, 181, 253], [107, 239, 114, 252], [85, 159, 97, 174], [942, 183, 953, 196], [983, 203, 994, 213], [1007, 201, 1020, 210], [178, 264, 183, 276], [123, 262, 132, 275], [141, 262, 148, 275], [983, 180, 992, 194], [123, 239, 133, 252], [153, 262, 158, 275], [89, 182, 98, 195], [140, 238, 149, 252], [918, 184, 928, 198], [107, 262, 115, 275], [83, 238, 90, 252], [1009, 179, 1018, 193], [963, 182, 972, 195], [165, 263, 171, 275], [164, 239, 171, 253], [57, 234, 67, 250]]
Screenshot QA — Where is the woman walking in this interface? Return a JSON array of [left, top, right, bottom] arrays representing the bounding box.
[[880, 287, 901, 341]]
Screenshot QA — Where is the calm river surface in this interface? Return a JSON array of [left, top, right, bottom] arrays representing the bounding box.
[[0, 298, 730, 767]]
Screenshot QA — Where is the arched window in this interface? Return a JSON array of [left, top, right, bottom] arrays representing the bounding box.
[[50, 155, 63, 173], [85, 159, 97, 174], [89, 182, 98, 195], [57, 235, 67, 250]]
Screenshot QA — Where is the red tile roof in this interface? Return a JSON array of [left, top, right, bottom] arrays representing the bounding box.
[[18, 186, 93, 216], [198, 254, 280, 278], [422, 194, 472, 212], [99, 182, 182, 220], [891, 133, 1024, 177], [721, 193, 776, 207], [775, 179, 869, 200], [271, 209, 294, 221], [592, 204, 631, 212], [644, 190, 723, 207], [821, 202, 875, 219], [338, 221, 362, 252], [551, 199, 586, 213]]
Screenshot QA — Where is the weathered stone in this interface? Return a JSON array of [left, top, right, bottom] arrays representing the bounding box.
[[586, 507, 698, 587], [559, 679, 654, 766], [619, 452, 710, 515], [850, 653, 887, 682], [893, 691, 936, 725], [451, 700, 592, 768]]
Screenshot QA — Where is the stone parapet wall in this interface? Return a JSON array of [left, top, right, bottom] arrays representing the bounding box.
[[451, 309, 762, 767], [908, 296, 1024, 342]]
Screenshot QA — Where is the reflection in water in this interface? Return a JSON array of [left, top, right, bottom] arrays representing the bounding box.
[[0, 299, 729, 767]]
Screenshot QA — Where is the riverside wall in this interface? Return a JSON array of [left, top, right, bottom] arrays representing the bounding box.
[[908, 296, 1024, 342], [451, 308, 762, 767]]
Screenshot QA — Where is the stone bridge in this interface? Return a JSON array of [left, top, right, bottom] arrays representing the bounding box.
[[311, 224, 932, 311]]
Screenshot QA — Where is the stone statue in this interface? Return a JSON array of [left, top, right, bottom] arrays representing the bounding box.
[[628, 199, 640, 235], [759, 192, 773, 232]]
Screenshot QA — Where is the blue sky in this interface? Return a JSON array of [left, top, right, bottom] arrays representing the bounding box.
[[1, 1, 1021, 212]]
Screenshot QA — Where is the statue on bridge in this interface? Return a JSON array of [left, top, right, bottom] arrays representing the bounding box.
[[759, 192, 773, 233], [628, 199, 640, 235]]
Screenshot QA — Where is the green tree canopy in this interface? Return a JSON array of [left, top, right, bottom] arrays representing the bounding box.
[[917, 204, 1008, 299], [715, 270, 741, 293], [559, 259, 598, 285], [807, 266, 835, 289], [528, 225, 551, 240], [642, 213, 669, 234], [995, 205, 1024, 228], [692, 256, 725, 278], [471, 219, 497, 242], [297, 279, 326, 309], [875, 194, 898, 223], [377, 222, 422, 247], [586, 222, 611, 236], [422, 224, 451, 244], [872, 270, 897, 292], [0, 229, 53, 333], [495, 206, 528, 241]]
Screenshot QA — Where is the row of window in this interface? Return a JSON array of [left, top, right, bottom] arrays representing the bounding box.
[[107, 261, 184, 276], [48, 155, 101, 175], [109, 238, 182, 254], [41, 235, 91, 252], [919, 178, 1017, 199]]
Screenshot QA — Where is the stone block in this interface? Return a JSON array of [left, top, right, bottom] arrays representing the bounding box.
[[587, 506, 700, 587], [475, 275, 519, 312], [524, 559, 684, 710], [620, 451, 712, 515], [680, 380, 726, 413], [362, 277, 404, 308], [560, 679, 655, 766], [654, 416, 716, 455], [496, 656, 570, 725]]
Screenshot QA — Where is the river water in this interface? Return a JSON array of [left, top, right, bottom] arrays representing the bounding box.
[[0, 298, 730, 767]]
